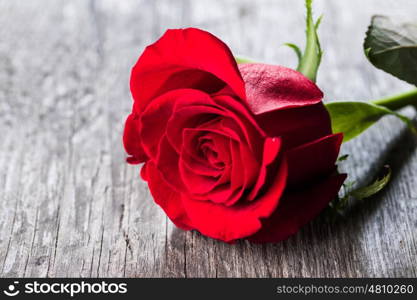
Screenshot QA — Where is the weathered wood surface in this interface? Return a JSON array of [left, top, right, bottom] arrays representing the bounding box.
[[0, 0, 416, 278]]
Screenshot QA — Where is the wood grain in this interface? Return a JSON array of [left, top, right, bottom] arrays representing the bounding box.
[[0, 0, 416, 278]]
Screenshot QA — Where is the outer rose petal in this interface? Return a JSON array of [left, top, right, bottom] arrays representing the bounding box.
[[181, 158, 288, 242], [123, 113, 147, 164], [239, 63, 323, 115], [286, 133, 343, 186], [146, 162, 193, 230], [255, 103, 332, 149], [247, 173, 346, 243], [140, 163, 148, 181], [131, 28, 246, 113]]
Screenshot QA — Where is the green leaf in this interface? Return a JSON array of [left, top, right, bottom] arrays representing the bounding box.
[[283, 43, 302, 68], [297, 0, 322, 82], [364, 15, 417, 86], [337, 154, 349, 162], [235, 56, 253, 64], [325, 101, 416, 142], [351, 166, 392, 200], [330, 166, 391, 215], [315, 14, 323, 30], [328, 181, 354, 216]]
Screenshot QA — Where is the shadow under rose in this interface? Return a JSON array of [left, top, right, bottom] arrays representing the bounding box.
[[329, 118, 417, 230]]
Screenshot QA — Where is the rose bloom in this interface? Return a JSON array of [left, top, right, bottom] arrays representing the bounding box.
[[123, 28, 345, 243]]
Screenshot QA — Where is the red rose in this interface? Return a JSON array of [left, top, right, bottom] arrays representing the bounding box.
[[123, 28, 345, 243]]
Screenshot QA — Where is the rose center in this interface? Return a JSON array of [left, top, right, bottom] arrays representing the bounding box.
[[197, 132, 231, 171]]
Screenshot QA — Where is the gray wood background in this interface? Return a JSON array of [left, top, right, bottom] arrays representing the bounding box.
[[0, 0, 416, 278]]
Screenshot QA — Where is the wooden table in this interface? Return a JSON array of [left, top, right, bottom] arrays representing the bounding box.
[[0, 0, 416, 278]]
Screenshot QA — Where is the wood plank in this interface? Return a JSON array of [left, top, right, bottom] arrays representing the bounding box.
[[0, 0, 416, 278]]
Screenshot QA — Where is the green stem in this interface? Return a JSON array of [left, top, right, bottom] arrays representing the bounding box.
[[297, 0, 322, 83], [372, 89, 417, 110]]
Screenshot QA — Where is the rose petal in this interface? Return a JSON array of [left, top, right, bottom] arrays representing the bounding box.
[[162, 93, 264, 158], [179, 132, 232, 196], [239, 63, 323, 115], [179, 157, 231, 196], [131, 28, 245, 113], [229, 140, 245, 191], [166, 105, 226, 153], [255, 103, 332, 149], [219, 139, 260, 207], [140, 163, 148, 181], [140, 89, 215, 158], [123, 113, 147, 164], [235, 142, 259, 189], [182, 159, 287, 242], [286, 133, 343, 186], [155, 136, 186, 192], [181, 128, 225, 176], [248, 173, 346, 243], [247, 137, 282, 201], [214, 94, 266, 157], [146, 162, 193, 230], [200, 183, 240, 204], [180, 149, 223, 178]]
